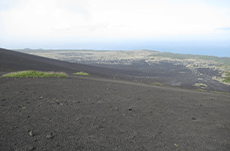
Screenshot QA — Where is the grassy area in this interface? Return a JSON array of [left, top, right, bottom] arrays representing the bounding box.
[[223, 77, 230, 83], [154, 82, 164, 86], [1, 70, 67, 78], [73, 72, 90, 76], [196, 89, 230, 95], [221, 92, 229, 95], [223, 72, 230, 83], [148, 51, 230, 67]]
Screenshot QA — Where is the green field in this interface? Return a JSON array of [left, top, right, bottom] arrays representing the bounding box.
[[2, 70, 67, 78], [73, 72, 90, 76]]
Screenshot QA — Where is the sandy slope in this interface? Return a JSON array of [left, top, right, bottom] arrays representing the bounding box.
[[14, 49, 230, 93], [0, 48, 230, 150]]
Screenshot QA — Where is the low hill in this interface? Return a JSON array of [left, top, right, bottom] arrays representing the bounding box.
[[0, 48, 114, 78]]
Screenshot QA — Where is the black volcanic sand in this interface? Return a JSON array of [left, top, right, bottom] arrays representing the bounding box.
[[90, 60, 230, 93], [1, 48, 230, 150]]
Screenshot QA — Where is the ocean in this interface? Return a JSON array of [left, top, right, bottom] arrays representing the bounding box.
[[103, 41, 230, 57]]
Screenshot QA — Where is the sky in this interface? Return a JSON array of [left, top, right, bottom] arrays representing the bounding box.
[[0, 0, 230, 57]]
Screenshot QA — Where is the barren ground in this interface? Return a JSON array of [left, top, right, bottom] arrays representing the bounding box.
[[1, 48, 230, 150], [16, 49, 230, 93]]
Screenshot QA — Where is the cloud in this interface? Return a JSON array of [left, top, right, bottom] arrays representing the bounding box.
[[1, 0, 92, 37], [215, 27, 230, 30], [0, 0, 19, 10], [1, 0, 230, 39], [55, 0, 90, 17]]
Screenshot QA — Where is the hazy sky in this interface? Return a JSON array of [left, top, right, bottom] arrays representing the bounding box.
[[0, 0, 230, 56]]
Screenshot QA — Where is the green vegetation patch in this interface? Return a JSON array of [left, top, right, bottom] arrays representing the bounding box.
[[73, 72, 90, 76], [154, 82, 164, 86], [223, 72, 230, 83], [2, 70, 67, 78], [226, 72, 230, 76], [221, 92, 229, 95], [223, 77, 230, 83]]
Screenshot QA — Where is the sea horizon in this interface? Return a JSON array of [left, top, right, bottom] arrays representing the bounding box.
[[13, 42, 230, 58]]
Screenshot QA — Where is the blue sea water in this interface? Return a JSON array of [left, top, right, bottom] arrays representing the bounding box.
[[90, 40, 230, 57], [144, 44, 230, 57], [58, 38, 229, 57], [8, 37, 230, 57]]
